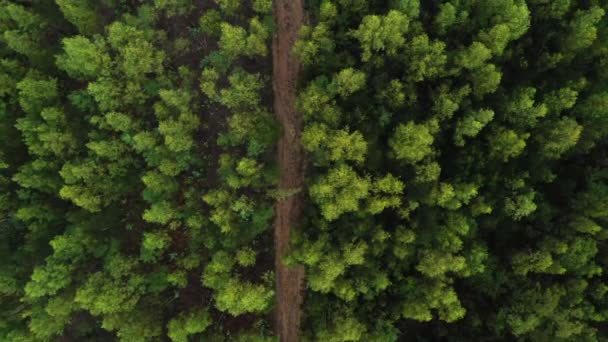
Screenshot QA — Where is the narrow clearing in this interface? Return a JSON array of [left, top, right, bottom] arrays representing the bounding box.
[[272, 0, 305, 341]]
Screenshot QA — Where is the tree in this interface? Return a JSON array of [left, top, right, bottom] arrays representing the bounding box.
[[56, 36, 109, 79], [56, 0, 101, 35], [167, 309, 211, 342], [352, 10, 410, 62], [389, 121, 434, 163], [309, 164, 371, 221]]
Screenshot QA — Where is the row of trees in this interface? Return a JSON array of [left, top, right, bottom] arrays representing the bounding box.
[[294, 0, 608, 340], [0, 0, 278, 340]]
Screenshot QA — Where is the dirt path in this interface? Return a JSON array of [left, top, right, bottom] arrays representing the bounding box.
[[272, 0, 305, 341]]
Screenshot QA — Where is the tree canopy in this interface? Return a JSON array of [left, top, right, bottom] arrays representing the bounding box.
[[0, 0, 607, 341]]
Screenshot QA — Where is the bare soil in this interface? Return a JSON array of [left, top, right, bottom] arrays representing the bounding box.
[[272, 0, 305, 341]]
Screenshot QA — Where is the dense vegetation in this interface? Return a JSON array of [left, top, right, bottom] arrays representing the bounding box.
[[0, 0, 607, 341]]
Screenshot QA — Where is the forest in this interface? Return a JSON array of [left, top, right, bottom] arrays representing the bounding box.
[[0, 0, 607, 341]]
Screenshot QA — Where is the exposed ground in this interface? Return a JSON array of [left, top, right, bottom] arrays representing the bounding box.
[[272, 0, 305, 341]]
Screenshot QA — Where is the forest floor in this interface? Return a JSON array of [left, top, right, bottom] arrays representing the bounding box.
[[272, 0, 305, 341]]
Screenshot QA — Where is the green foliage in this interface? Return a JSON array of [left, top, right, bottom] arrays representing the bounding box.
[[331, 68, 366, 97], [107, 22, 165, 79], [368, 174, 405, 214], [199, 10, 222, 36], [16, 73, 58, 115], [404, 34, 447, 81], [154, 0, 194, 17], [219, 19, 269, 61], [0, 3, 53, 66], [309, 164, 371, 221], [454, 109, 494, 146], [0, 2, 281, 339], [202, 251, 273, 316], [56, 0, 100, 35], [294, 24, 334, 65], [1, 1, 608, 341], [167, 309, 211, 342], [140, 231, 170, 262], [456, 42, 492, 70], [536, 117, 582, 159], [302, 123, 367, 164], [390, 121, 434, 163], [317, 315, 366, 341], [57, 36, 109, 79], [253, 0, 272, 15], [217, 0, 241, 15], [490, 128, 529, 161], [352, 10, 410, 62], [295, 1, 608, 341], [563, 6, 605, 52]]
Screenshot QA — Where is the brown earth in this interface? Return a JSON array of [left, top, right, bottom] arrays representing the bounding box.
[[272, 0, 306, 341]]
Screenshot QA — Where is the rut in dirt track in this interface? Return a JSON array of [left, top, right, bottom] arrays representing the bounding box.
[[272, 0, 305, 341]]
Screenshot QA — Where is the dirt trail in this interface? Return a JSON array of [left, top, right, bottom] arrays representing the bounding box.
[[272, 0, 305, 341]]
